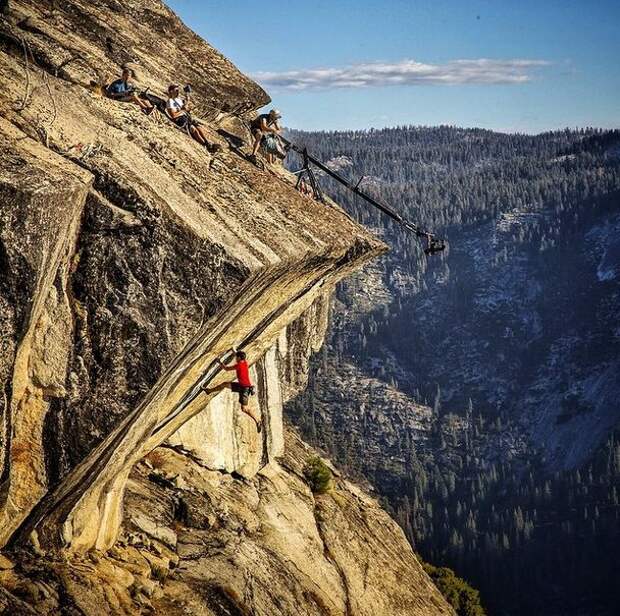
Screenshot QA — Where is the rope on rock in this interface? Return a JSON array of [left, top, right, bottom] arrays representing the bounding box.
[[15, 35, 30, 111], [41, 71, 57, 148]]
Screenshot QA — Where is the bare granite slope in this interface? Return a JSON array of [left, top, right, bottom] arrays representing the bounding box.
[[0, 1, 453, 613]]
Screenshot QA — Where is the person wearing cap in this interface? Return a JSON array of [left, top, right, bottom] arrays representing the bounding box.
[[250, 108, 282, 163], [107, 67, 154, 114], [166, 84, 220, 153]]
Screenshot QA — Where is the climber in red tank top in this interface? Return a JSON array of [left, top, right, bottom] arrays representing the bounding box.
[[235, 357, 252, 387], [202, 350, 261, 432]]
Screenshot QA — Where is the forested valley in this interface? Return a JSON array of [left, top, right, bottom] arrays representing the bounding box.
[[285, 126, 620, 616]]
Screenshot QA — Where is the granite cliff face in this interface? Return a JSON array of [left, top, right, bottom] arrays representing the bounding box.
[[0, 1, 453, 614]]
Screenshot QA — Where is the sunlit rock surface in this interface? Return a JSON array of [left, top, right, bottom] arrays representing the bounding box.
[[0, 1, 453, 613]]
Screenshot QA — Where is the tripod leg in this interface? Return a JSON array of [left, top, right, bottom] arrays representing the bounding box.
[[308, 169, 324, 203]]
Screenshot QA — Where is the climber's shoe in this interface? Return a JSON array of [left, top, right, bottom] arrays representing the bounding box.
[[142, 105, 156, 116], [206, 142, 223, 154], [248, 154, 264, 170]]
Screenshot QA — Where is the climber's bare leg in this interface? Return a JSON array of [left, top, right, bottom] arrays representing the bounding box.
[[203, 382, 230, 395], [241, 403, 261, 428]]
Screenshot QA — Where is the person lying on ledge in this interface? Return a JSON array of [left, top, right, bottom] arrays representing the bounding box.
[[202, 350, 261, 432], [106, 67, 154, 114]]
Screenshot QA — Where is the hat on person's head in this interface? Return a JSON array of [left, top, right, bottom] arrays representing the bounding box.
[[122, 64, 138, 78], [269, 108, 282, 119], [168, 84, 179, 93]]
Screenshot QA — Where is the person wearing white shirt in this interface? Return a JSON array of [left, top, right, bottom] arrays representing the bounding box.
[[166, 84, 220, 153]]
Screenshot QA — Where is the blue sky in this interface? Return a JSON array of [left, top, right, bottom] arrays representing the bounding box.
[[166, 0, 619, 133]]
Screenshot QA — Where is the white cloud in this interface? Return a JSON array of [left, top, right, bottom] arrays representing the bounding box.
[[252, 58, 551, 90]]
